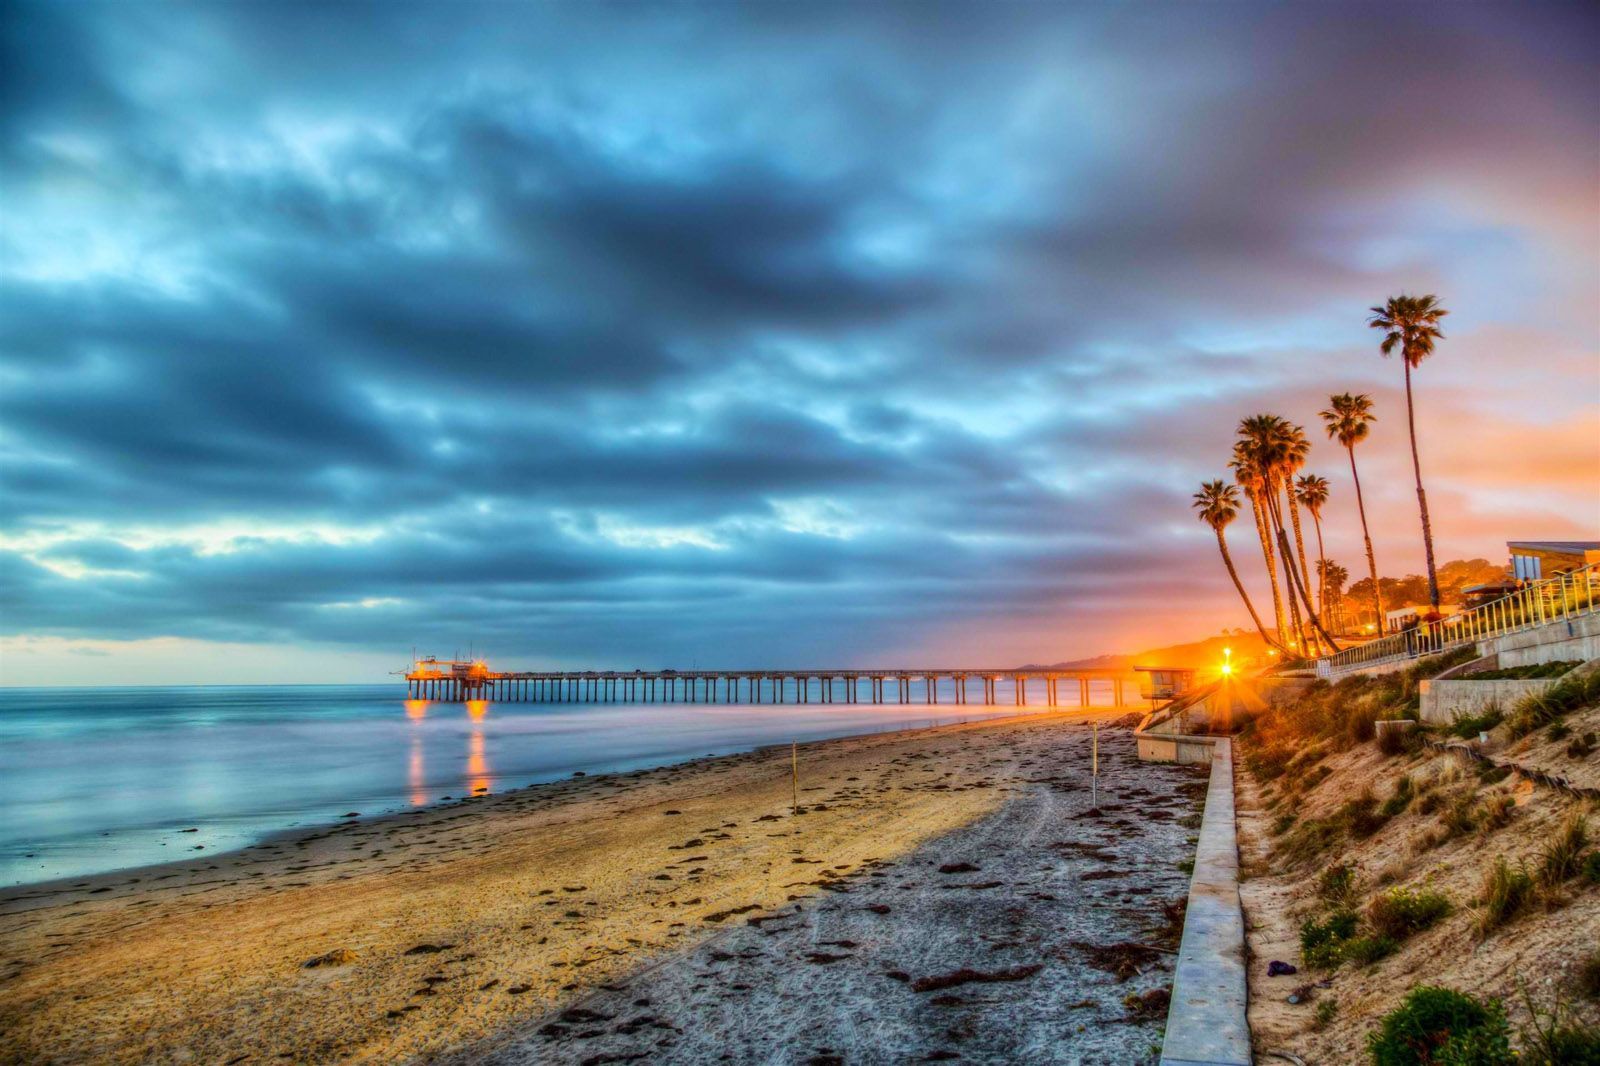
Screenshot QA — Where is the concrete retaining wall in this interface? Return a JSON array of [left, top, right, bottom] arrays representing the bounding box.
[[1418, 676, 1562, 725], [1487, 611, 1600, 667], [1160, 738, 1251, 1066], [1136, 732, 1218, 766]]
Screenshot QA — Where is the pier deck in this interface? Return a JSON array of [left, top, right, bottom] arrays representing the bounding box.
[[403, 660, 1144, 707]]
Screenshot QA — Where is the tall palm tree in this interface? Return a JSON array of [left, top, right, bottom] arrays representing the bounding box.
[[1230, 441, 1288, 648], [1321, 393, 1384, 634], [1296, 474, 1330, 626], [1370, 294, 1448, 610], [1237, 415, 1339, 653], [1317, 559, 1350, 631], [1193, 480, 1278, 650], [1281, 424, 1318, 647]]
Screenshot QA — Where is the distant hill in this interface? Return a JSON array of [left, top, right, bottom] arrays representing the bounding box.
[[1019, 630, 1271, 672]]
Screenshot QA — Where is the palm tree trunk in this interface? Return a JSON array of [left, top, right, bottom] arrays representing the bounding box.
[[1215, 528, 1277, 650], [1250, 492, 1288, 647], [1287, 493, 1321, 652], [1347, 444, 1385, 635], [1404, 359, 1441, 609], [1266, 484, 1341, 653], [1266, 479, 1307, 652], [1311, 511, 1328, 630]]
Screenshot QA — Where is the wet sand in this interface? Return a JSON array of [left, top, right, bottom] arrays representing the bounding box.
[[0, 711, 1200, 1065]]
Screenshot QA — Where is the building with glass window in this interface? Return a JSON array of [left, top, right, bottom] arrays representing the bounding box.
[[1507, 540, 1600, 582]]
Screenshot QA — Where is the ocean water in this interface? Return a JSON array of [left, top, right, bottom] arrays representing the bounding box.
[[0, 683, 1098, 887]]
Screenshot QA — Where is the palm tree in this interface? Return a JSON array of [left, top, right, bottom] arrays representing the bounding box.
[[1193, 480, 1278, 650], [1230, 441, 1288, 648], [1281, 424, 1318, 648], [1370, 294, 1448, 610], [1236, 415, 1339, 653], [1296, 473, 1330, 626], [1317, 559, 1350, 631], [1321, 393, 1384, 635]]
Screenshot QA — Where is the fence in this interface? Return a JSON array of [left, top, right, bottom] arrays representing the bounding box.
[[1315, 562, 1599, 679]]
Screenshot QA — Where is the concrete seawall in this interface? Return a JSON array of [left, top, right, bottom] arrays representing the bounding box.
[[1159, 738, 1252, 1066]]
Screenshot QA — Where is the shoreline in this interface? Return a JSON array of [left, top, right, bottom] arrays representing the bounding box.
[[1, 697, 1060, 893], [0, 708, 1169, 1064], [0, 707, 1060, 900]]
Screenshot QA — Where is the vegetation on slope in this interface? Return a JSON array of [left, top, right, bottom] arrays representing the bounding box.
[[1239, 654, 1600, 1064]]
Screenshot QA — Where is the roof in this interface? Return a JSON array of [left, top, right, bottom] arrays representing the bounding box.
[[1507, 540, 1600, 553], [1462, 581, 1516, 593]]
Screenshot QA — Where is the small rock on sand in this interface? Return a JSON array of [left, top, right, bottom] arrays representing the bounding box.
[[302, 948, 359, 968]]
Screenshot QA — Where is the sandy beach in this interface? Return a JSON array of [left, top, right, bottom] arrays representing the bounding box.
[[0, 711, 1203, 1065]]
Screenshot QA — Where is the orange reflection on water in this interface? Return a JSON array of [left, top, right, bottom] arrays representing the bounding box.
[[467, 728, 490, 797], [409, 736, 427, 807], [405, 699, 428, 721], [466, 699, 488, 722]]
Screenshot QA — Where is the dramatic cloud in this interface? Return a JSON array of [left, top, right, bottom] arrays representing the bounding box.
[[2, 1, 1597, 681]]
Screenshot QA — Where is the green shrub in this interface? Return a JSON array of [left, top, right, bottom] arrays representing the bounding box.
[[1440, 795, 1479, 838], [1367, 986, 1513, 1066], [1318, 862, 1359, 907], [1477, 793, 1514, 833], [1449, 708, 1504, 739], [1301, 909, 1358, 970], [1523, 1026, 1600, 1065], [1507, 669, 1600, 739], [1537, 815, 1588, 888], [1580, 951, 1600, 1001], [1517, 986, 1600, 1066], [1381, 775, 1416, 818], [1469, 661, 1580, 681], [1368, 887, 1452, 940], [1475, 858, 1533, 938], [1342, 792, 1391, 838], [1548, 722, 1571, 741], [1344, 934, 1399, 966], [1583, 851, 1600, 886], [1315, 997, 1339, 1030]]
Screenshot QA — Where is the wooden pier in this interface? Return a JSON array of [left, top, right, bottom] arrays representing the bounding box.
[[403, 659, 1146, 708]]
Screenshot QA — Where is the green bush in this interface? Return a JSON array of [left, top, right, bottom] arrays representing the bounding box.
[[1475, 858, 1533, 938], [1469, 661, 1579, 681], [1583, 851, 1600, 886], [1342, 792, 1391, 838], [1301, 909, 1358, 970], [1318, 862, 1359, 907], [1367, 986, 1513, 1066], [1344, 934, 1398, 966], [1449, 708, 1504, 739], [1580, 951, 1600, 1000], [1381, 775, 1416, 818], [1367, 887, 1452, 940], [1537, 815, 1588, 888], [1507, 669, 1600, 739]]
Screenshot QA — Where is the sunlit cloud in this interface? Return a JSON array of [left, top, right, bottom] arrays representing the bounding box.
[[0, 1, 1594, 680]]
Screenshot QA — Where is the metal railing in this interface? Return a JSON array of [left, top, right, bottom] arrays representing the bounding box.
[[1315, 562, 1598, 679]]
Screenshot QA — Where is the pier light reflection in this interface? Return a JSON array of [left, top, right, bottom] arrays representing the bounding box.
[[405, 699, 428, 721], [466, 699, 488, 722], [409, 735, 427, 807], [467, 727, 490, 797]]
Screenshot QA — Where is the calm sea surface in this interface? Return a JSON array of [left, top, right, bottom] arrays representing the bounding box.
[[0, 684, 1058, 887]]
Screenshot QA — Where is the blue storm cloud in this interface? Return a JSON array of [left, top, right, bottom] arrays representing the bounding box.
[[1, 1, 1597, 669]]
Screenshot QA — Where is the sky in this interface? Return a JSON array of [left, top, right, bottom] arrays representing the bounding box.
[[2, 1, 1598, 685]]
